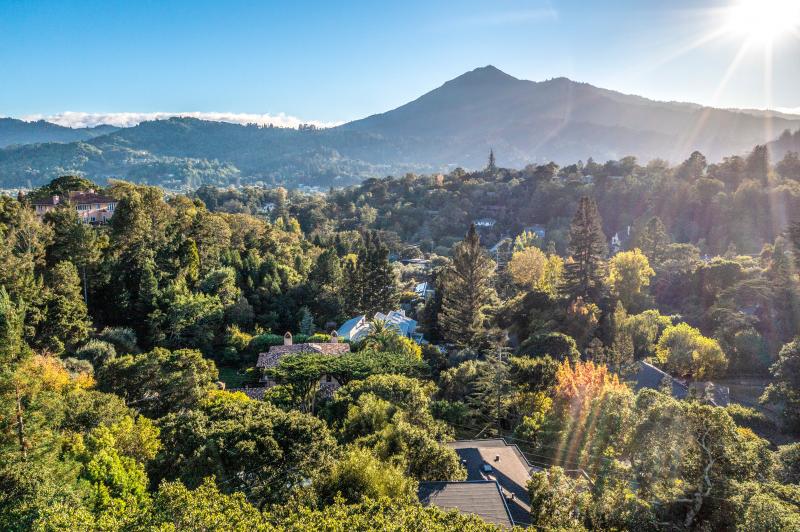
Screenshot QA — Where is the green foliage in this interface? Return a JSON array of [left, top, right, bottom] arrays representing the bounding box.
[[762, 338, 800, 433], [37, 261, 92, 353], [655, 322, 728, 380], [520, 332, 580, 361], [563, 196, 607, 302], [439, 225, 497, 349], [96, 347, 218, 418]]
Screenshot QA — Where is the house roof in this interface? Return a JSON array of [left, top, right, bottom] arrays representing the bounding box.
[[68, 191, 116, 204], [418, 481, 514, 529], [229, 387, 266, 400], [337, 315, 366, 339], [256, 342, 350, 368], [446, 439, 540, 527], [631, 361, 688, 399]]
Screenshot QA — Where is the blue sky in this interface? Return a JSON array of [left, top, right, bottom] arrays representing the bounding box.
[[1, 0, 799, 126]]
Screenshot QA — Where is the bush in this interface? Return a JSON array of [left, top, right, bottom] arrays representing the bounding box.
[[75, 339, 117, 366], [307, 333, 332, 343], [97, 327, 139, 355], [725, 404, 776, 434], [520, 332, 580, 361]]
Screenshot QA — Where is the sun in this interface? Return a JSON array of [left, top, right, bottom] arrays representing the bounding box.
[[724, 0, 800, 42]]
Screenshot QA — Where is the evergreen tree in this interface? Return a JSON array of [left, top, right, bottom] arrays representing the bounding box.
[[746, 144, 770, 184], [37, 261, 91, 353], [562, 197, 607, 302], [362, 232, 399, 316], [439, 225, 497, 349], [635, 216, 670, 266], [487, 149, 496, 172], [342, 257, 364, 316], [298, 306, 316, 335]]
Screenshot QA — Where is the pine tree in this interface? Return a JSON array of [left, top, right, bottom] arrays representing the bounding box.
[[298, 306, 315, 335], [360, 232, 398, 316], [342, 257, 364, 316], [439, 224, 497, 349], [487, 149, 496, 172], [38, 261, 92, 353], [635, 216, 670, 266], [562, 197, 607, 302]]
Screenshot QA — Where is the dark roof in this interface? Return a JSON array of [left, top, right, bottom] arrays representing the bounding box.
[[418, 481, 514, 529], [31, 196, 59, 206], [229, 387, 266, 400], [632, 361, 688, 399], [256, 342, 350, 368], [447, 439, 540, 527]]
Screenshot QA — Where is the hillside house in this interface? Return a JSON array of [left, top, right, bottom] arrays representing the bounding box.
[[418, 481, 514, 528], [337, 309, 421, 343], [31, 189, 117, 224], [256, 332, 350, 395]]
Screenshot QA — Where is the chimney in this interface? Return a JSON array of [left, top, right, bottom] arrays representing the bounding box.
[[329, 331, 339, 344], [495, 454, 500, 462], [52, 195, 60, 205], [283, 332, 293, 346]]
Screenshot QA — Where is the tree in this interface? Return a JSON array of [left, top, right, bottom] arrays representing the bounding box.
[[507, 246, 547, 290], [677, 150, 707, 180], [439, 225, 497, 349], [487, 148, 496, 172], [634, 216, 671, 266], [655, 323, 728, 380], [529, 467, 590, 529], [153, 391, 337, 506], [563, 197, 607, 301], [607, 249, 655, 311], [37, 261, 92, 353], [762, 338, 800, 433], [361, 232, 399, 316], [776, 151, 800, 179], [96, 347, 218, 418], [746, 144, 770, 184]]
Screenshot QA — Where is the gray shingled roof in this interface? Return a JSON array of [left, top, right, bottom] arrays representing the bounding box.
[[229, 387, 267, 400], [447, 439, 540, 527], [632, 361, 688, 399], [256, 342, 350, 368], [418, 480, 514, 528]]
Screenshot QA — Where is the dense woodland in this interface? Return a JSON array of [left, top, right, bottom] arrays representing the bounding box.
[[2, 143, 800, 530]]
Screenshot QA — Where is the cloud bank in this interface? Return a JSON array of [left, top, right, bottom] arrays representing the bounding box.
[[19, 111, 342, 129]]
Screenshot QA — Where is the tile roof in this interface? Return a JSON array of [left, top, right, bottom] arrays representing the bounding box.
[[256, 342, 350, 368], [68, 191, 116, 204], [447, 439, 540, 527], [229, 387, 267, 400], [418, 480, 514, 529]]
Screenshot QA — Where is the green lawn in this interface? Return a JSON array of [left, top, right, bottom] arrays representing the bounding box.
[[218, 366, 249, 389]]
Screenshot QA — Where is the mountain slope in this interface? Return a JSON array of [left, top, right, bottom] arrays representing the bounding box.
[[1, 66, 799, 189], [340, 65, 800, 166], [0, 118, 118, 148]]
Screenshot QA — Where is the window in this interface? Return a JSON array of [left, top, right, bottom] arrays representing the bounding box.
[[325, 375, 332, 382]]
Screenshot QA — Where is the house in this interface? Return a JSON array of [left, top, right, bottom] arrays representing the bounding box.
[[474, 217, 497, 228], [523, 224, 546, 240], [228, 387, 267, 400], [631, 361, 689, 399], [446, 439, 541, 527], [414, 282, 435, 299], [256, 332, 350, 394], [630, 361, 729, 406], [418, 480, 514, 529], [337, 309, 421, 343], [337, 315, 370, 342], [31, 189, 117, 224]]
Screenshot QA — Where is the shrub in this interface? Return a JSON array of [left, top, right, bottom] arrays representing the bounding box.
[[97, 327, 139, 355], [75, 339, 117, 366]]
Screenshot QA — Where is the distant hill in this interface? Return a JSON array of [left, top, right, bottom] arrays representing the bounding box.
[[2, 66, 798, 189], [340, 66, 800, 167], [0, 118, 118, 148]]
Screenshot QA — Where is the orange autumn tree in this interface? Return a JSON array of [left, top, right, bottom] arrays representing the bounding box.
[[549, 360, 631, 472]]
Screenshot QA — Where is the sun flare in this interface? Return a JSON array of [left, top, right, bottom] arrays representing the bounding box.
[[724, 0, 800, 42]]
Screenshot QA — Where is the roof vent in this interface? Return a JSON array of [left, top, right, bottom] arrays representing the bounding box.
[[495, 454, 500, 462], [284, 332, 293, 346]]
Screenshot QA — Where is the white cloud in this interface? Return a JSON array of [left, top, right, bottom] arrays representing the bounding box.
[[18, 111, 342, 129]]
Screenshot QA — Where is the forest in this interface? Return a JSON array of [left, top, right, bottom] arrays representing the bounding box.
[[2, 141, 800, 530]]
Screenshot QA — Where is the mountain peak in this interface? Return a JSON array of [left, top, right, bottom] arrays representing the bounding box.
[[448, 65, 519, 86]]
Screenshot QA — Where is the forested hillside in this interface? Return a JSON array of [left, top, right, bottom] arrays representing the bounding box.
[[2, 153, 800, 528], [2, 66, 799, 190]]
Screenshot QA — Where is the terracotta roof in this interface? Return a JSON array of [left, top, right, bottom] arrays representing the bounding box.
[[68, 191, 116, 204], [229, 387, 267, 400], [256, 342, 350, 368]]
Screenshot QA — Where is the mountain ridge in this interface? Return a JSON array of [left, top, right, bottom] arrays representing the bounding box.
[[2, 66, 799, 189]]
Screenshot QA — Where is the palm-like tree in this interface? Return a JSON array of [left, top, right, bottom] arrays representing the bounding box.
[[362, 318, 398, 351]]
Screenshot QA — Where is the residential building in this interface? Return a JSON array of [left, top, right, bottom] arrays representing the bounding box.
[[630, 361, 730, 407], [31, 189, 117, 224], [446, 439, 541, 527], [337, 309, 421, 343], [256, 332, 350, 395], [418, 480, 514, 529]]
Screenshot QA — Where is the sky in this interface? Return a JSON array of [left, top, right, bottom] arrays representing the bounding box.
[[1, 0, 799, 127]]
